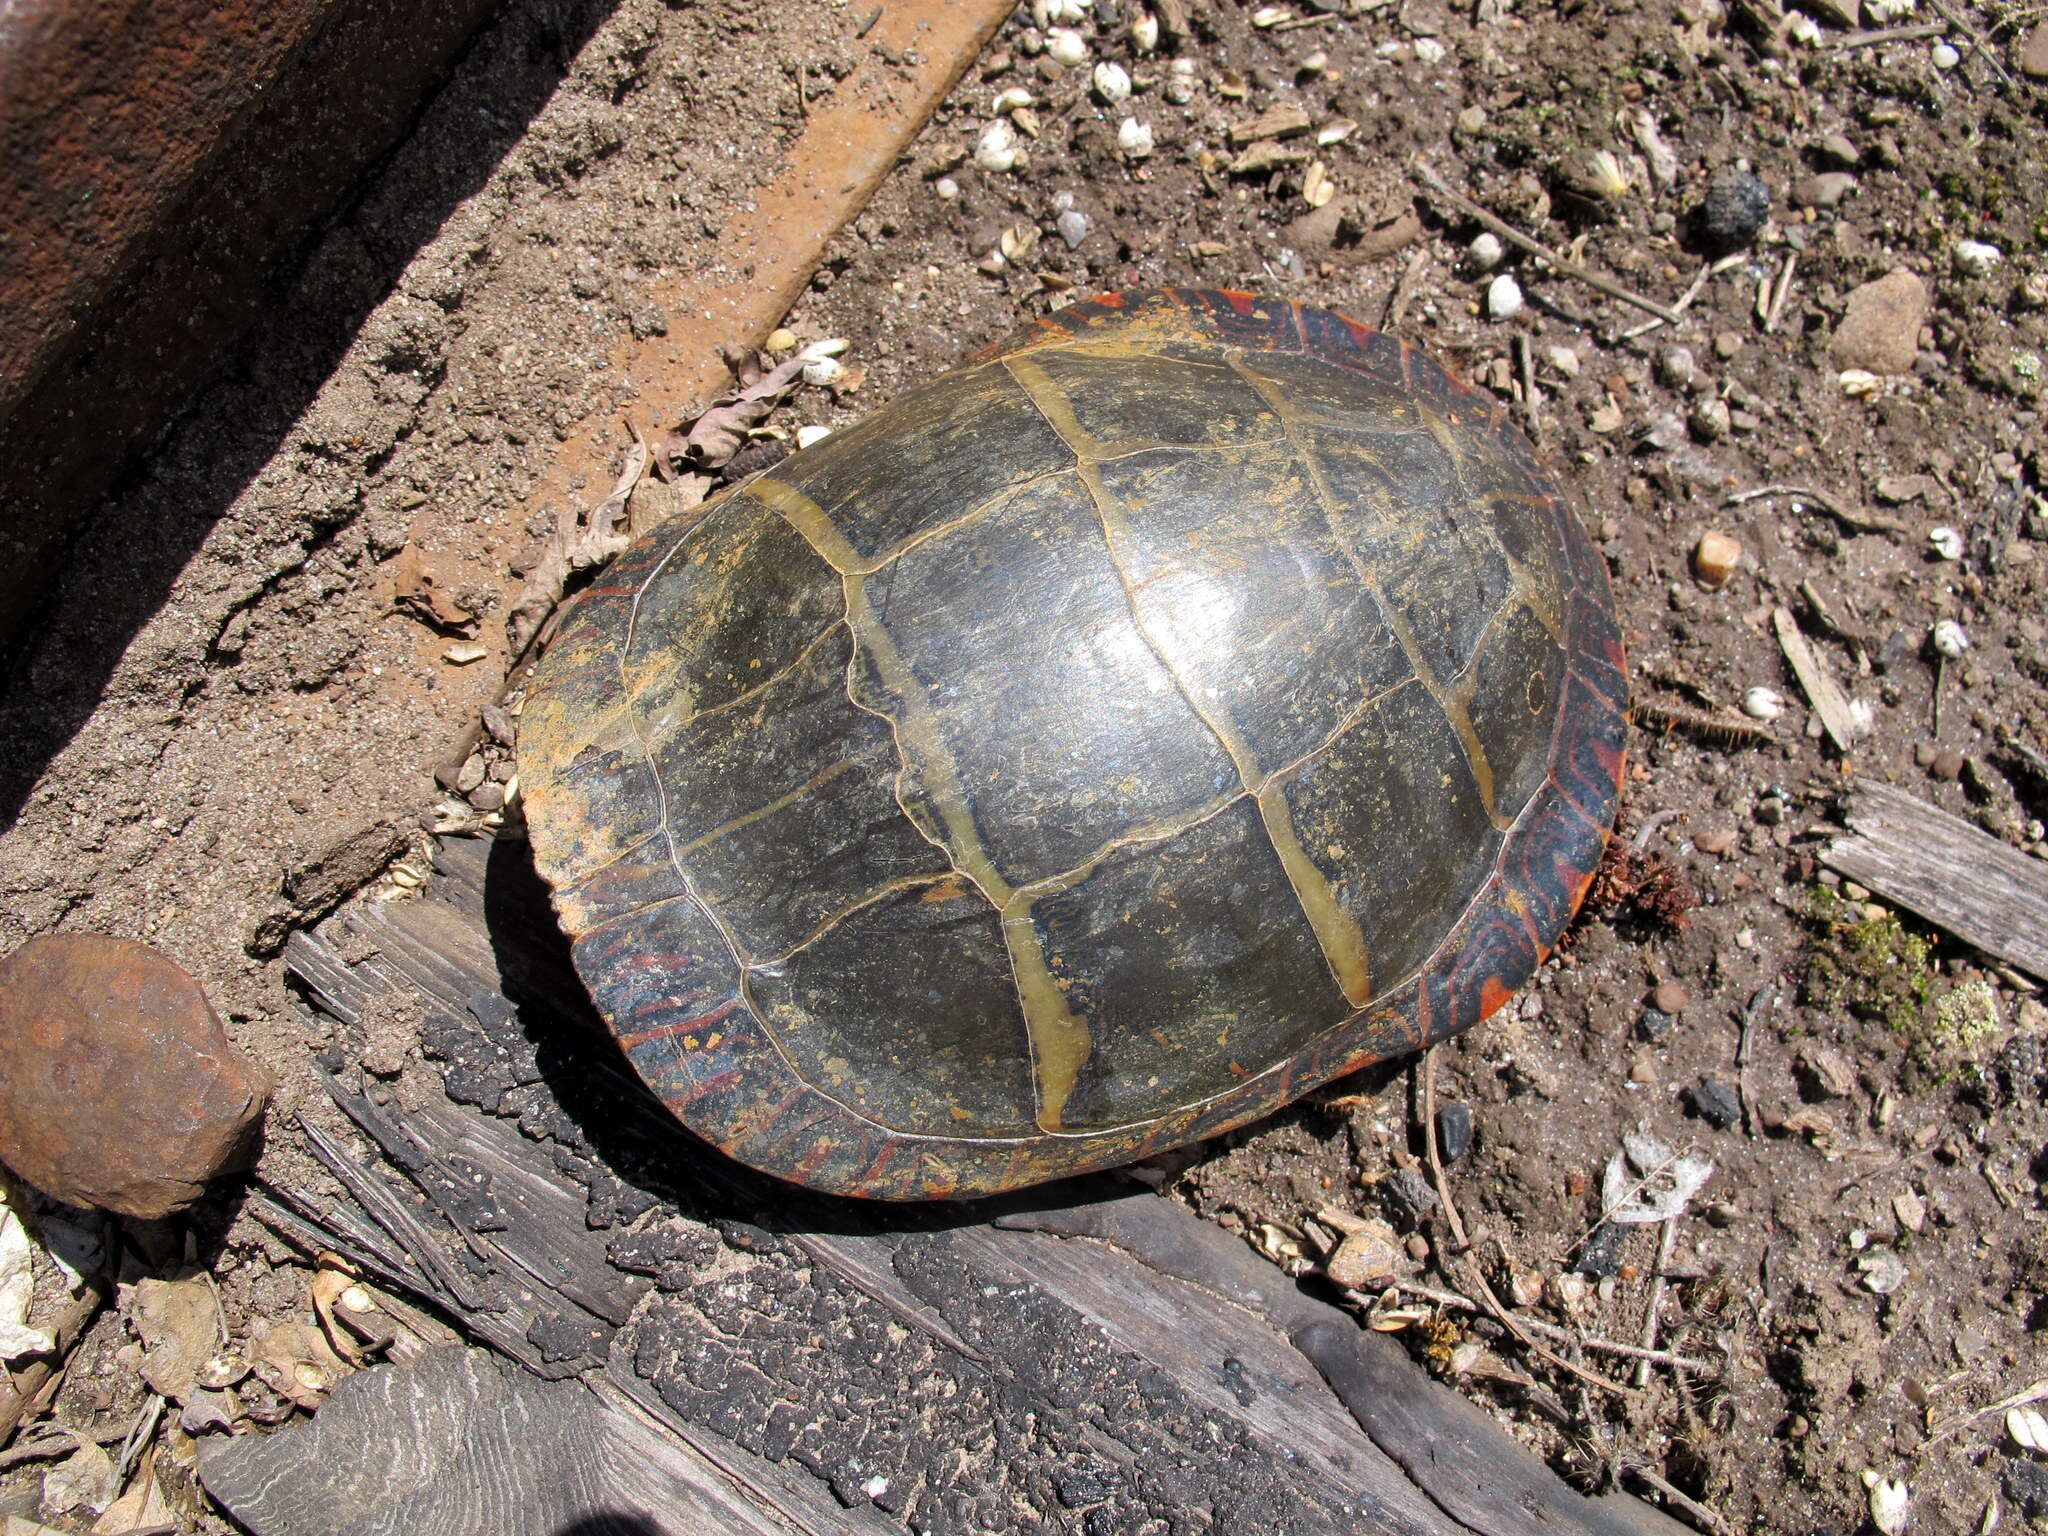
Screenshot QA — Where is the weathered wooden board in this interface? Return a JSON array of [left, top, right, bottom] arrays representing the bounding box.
[[268, 835, 1691, 1535], [1823, 779, 2048, 979], [199, 1344, 812, 1536]]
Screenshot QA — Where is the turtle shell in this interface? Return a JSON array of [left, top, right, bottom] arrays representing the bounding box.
[[519, 289, 1626, 1200]]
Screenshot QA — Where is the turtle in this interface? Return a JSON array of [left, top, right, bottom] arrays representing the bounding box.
[[518, 288, 1627, 1201]]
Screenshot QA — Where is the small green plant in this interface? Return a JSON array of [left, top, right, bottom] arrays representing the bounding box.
[[1803, 887, 1935, 1033]]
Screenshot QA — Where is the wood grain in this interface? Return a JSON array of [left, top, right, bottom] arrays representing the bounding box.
[[199, 1345, 813, 1536], [1822, 779, 2048, 979]]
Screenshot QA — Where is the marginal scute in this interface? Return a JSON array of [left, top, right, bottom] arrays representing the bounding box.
[[519, 288, 1627, 1200]]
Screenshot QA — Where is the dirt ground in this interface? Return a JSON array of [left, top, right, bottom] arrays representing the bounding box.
[[3, 0, 2048, 1530]]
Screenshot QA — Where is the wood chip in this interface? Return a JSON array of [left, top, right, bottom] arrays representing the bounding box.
[[1822, 781, 2048, 981], [1227, 104, 1314, 146], [1772, 605, 1863, 753]]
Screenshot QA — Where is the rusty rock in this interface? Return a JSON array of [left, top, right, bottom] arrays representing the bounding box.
[[0, 935, 270, 1218], [1827, 268, 1929, 376]]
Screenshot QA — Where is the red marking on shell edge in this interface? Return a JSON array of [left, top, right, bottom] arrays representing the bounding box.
[[616, 995, 742, 1051], [1477, 976, 1514, 1023], [667, 1066, 745, 1110], [1340, 314, 1379, 350], [1094, 291, 1128, 308], [1224, 291, 1256, 315]]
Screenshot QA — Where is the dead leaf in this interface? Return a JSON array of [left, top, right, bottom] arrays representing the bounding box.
[[390, 546, 477, 633], [247, 1318, 351, 1410], [129, 1276, 219, 1403], [663, 342, 834, 474], [1601, 1131, 1715, 1224], [41, 1441, 115, 1517], [178, 1387, 240, 1436], [503, 437, 650, 657], [90, 1465, 175, 1534]]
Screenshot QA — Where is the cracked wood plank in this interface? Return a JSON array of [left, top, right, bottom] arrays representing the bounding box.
[[1822, 779, 2048, 979]]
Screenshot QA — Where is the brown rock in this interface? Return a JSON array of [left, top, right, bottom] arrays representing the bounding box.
[[1827, 268, 1928, 376], [2022, 21, 2048, 80], [1790, 172, 1856, 210], [1652, 980, 1689, 1015], [1692, 531, 1744, 588], [0, 935, 270, 1217]]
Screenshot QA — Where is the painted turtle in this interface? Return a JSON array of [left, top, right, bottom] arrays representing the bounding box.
[[519, 289, 1626, 1200]]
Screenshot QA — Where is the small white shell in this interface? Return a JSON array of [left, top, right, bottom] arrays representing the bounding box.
[[975, 119, 1021, 172], [992, 86, 1035, 114], [1468, 231, 1505, 271], [1839, 368, 1882, 397], [1931, 619, 1970, 658], [1117, 117, 1156, 159], [1093, 61, 1133, 104], [801, 356, 844, 388], [1486, 273, 1524, 321], [934, 176, 960, 200], [1301, 161, 1335, 208], [2008, 1405, 2048, 1454], [795, 425, 833, 449], [1413, 36, 1449, 64], [1742, 686, 1785, 721], [1032, 0, 1089, 25], [1928, 525, 1964, 560], [1251, 4, 1292, 26], [1931, 40, 1960, 67], [1861, 1471, 1910, 1536], [1130, 12, 1161, 52], [1163, 56, 1198, 104], [1045, 27, 1089, 66]]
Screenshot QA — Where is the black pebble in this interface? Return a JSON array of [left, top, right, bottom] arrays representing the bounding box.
[[1693, 167, 1771, 254], [1638, 1007, 1678, 1043], [1434, 1101, 1474, 1164], [1690, 1078, 1743, 1130], [1381, 1166, 1440, 1227], [1574, 1220, 1629, 1278]]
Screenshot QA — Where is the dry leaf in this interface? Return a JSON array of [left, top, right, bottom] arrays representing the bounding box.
[[1601, 1132, 1715, 1224], [390, 546, 477, 633], [90, 1466, 175, 1534], [41, 1441, 115, 1517], [247, 1318, 351, 1410], [129, 1276, 219, 1403]]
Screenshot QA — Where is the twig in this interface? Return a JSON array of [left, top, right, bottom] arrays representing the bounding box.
[[1412, 161, 1685, 324], [1634, 1216, 1680, 1388], [1724, 483, 1912, 536], [1616, 261, 1713, 342], [0, 1268, 111, 1449], [1372, 1281, 1717, 1371], [1421, 1045, 1471, 1252], [1467, 1243, 1642, 1399], [1829, 19, 1946, 43], [1763, 252, 1798, 334], [1383, 245, 1430, 329], [1515, 333, 1542, 443], [1738, 981, 1774, 1139], [1924, 0, 2018, 88], [1621, 1462, 1736, 1535], [1919, 1377, 2048, 1451]]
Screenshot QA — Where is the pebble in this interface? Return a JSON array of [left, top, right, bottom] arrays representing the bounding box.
[[1434, 1101, 1473, 1164], [1486, 272, 1524, 320], [1691, 1079, 1742, 1129], [1651, 980, 1689, 1015], [1713, 331, 1744, 360], [1953, 238, 2002, 276], [1326, 1219, 1406, 1289], [1468, 231, 1505, 272], [2008, 1460, 2048, 1522], [1928, 524, 1964, 560], [1657, 345, 1696, 390], [1790, 172, 1856, 210], [1056, 208, 1092, 249], [1814, 133, 1861, 169], [0, 935, 271, 1218], [1930, 40, 1960, 68], [1827, 267, 1928, 376], [1638, 1007, 1677, 1043], [1695, 827, 1737, 855], [2025, 21, 2048, 80], [1688, 396, 1731, 442], [1694, 167, 1770, 254], [1931, 749, 1965, 781], [1117, 117, 1155, 160], [1692, 530, 1743, 588]]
